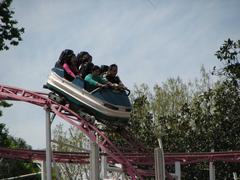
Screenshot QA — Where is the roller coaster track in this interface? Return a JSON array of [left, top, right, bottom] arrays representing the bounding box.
[[0, 84, 147, 179], [0, 147, 240, 165], [0, 147, 90, 164], [2, 84, 240, 179], [1, 146, 240, 177], [2, 146, 240, 165]]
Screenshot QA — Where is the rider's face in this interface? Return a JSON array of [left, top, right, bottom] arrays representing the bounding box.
[[109, 67, 117, 76], [70, 55, 77, 64], [93, 69, 100, 76]]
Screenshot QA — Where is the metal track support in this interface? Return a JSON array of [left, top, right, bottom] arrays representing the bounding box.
[[90, 139, 100, 180], [175, 161, 181, 180], [155, 138, 165, 180], [45, 106, 52, 180], [209, 149, 215, 180], [41, 160, 47, 180], [209, 161, 215, 180], [101, 151, 108, 179]]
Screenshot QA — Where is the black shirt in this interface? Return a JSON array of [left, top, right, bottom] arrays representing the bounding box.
[[106, 75, 121, 84]]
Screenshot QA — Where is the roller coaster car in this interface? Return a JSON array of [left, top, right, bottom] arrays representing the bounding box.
[[44, 68, 132, 127]]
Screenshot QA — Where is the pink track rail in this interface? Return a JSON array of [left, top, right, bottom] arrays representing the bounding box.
[[0, 84, 144, 179]]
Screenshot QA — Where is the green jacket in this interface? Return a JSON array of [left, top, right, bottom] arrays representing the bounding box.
[[84, 74, 107, 92]]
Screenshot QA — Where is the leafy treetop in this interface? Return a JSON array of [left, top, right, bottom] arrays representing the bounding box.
[[0, 0, 24, 51], [214, 39, 240, 84]]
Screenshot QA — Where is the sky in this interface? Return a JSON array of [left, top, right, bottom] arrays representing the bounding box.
[[0, 0, 240, 149]]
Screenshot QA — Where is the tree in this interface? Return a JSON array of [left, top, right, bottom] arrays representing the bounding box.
[[179, 79, 240, 179], [0, 123, 40, 179], [129, 77, 192, 152], [128, 83, 157, 150], [0, 0, 24, 50], [52, 123, 90, 179], [0, 101, 12, 147], [213, 39, 240, 84], [129, 65, 240, 179], [0, 103, 40, 179]]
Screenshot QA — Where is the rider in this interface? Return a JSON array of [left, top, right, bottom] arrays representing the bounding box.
[[104, 64, 126, 90], [55, 49, 74, 68], [100, 65, 109, 77], [55, 49, 78, 81], [84, 65, 111, 92], [78, 53, 93, 79]]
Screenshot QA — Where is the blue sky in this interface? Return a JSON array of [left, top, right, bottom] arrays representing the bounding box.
[[1, 0, 240, 149]]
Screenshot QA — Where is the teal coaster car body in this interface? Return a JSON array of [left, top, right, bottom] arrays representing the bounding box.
[[45, 68, 131, 127]]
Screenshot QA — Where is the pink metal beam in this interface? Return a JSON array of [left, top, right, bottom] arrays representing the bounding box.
[[7, 84, 240, 177], [50, 103, 141, 179], [0, 84, 142, 179], [1, 146, 240, 177], [0, 147, 89, 164]]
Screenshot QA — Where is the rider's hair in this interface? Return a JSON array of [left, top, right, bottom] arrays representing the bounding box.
[[109, 64, 118, 70], [92, 65, 100, 72], [58, 49, 75, 66]]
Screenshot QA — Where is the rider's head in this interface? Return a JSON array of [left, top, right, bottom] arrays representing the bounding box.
[[58, 49, 75, 65], [92, 65, 101, 76], [77, 51, 92, 65], [108, 64, 118, 77]]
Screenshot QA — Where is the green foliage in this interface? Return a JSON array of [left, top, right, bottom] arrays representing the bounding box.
[[0, 159, 40, 180], [129, 65, 240, 178], [0, 100, 12, 116], [180, 80, 240, 179], [0, 123, 10, 146], [0, 123, 40, 179], [129, 78, 192, 151], [0, 0, 24, 50], [0, 100, 12, 107], [52, 123, 90, 179], [129, 84, 158, 149], [214, 39, 240, 83], [153, 77, 190, 116], [0, 102, 40, 179], [0, 102, 13, 148]]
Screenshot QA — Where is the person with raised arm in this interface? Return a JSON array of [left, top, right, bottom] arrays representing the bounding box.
[[84, 65, 112, 92], [104, 64, 126, 90]]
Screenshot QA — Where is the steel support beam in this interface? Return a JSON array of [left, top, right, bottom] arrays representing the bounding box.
[[175, 161, 181, 180], [154, 147, 165, 180], [209, 161, 215, 180], [209, 149, 215, 180], [41, 160, 47, 180], [45, 107, 52, 180], [101, 152, 108, 179], [90, 139, 100, 180]]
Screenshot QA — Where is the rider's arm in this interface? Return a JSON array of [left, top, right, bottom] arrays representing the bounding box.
[[98, 76, 108, 84], [63, 63, 76, 78], [84, 74, 99, 86], [116, 76, 127, 89]]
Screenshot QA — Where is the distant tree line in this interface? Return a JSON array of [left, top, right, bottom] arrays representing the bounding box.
[[0, 109, 40, 179], [128, 39, 240, 179]]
